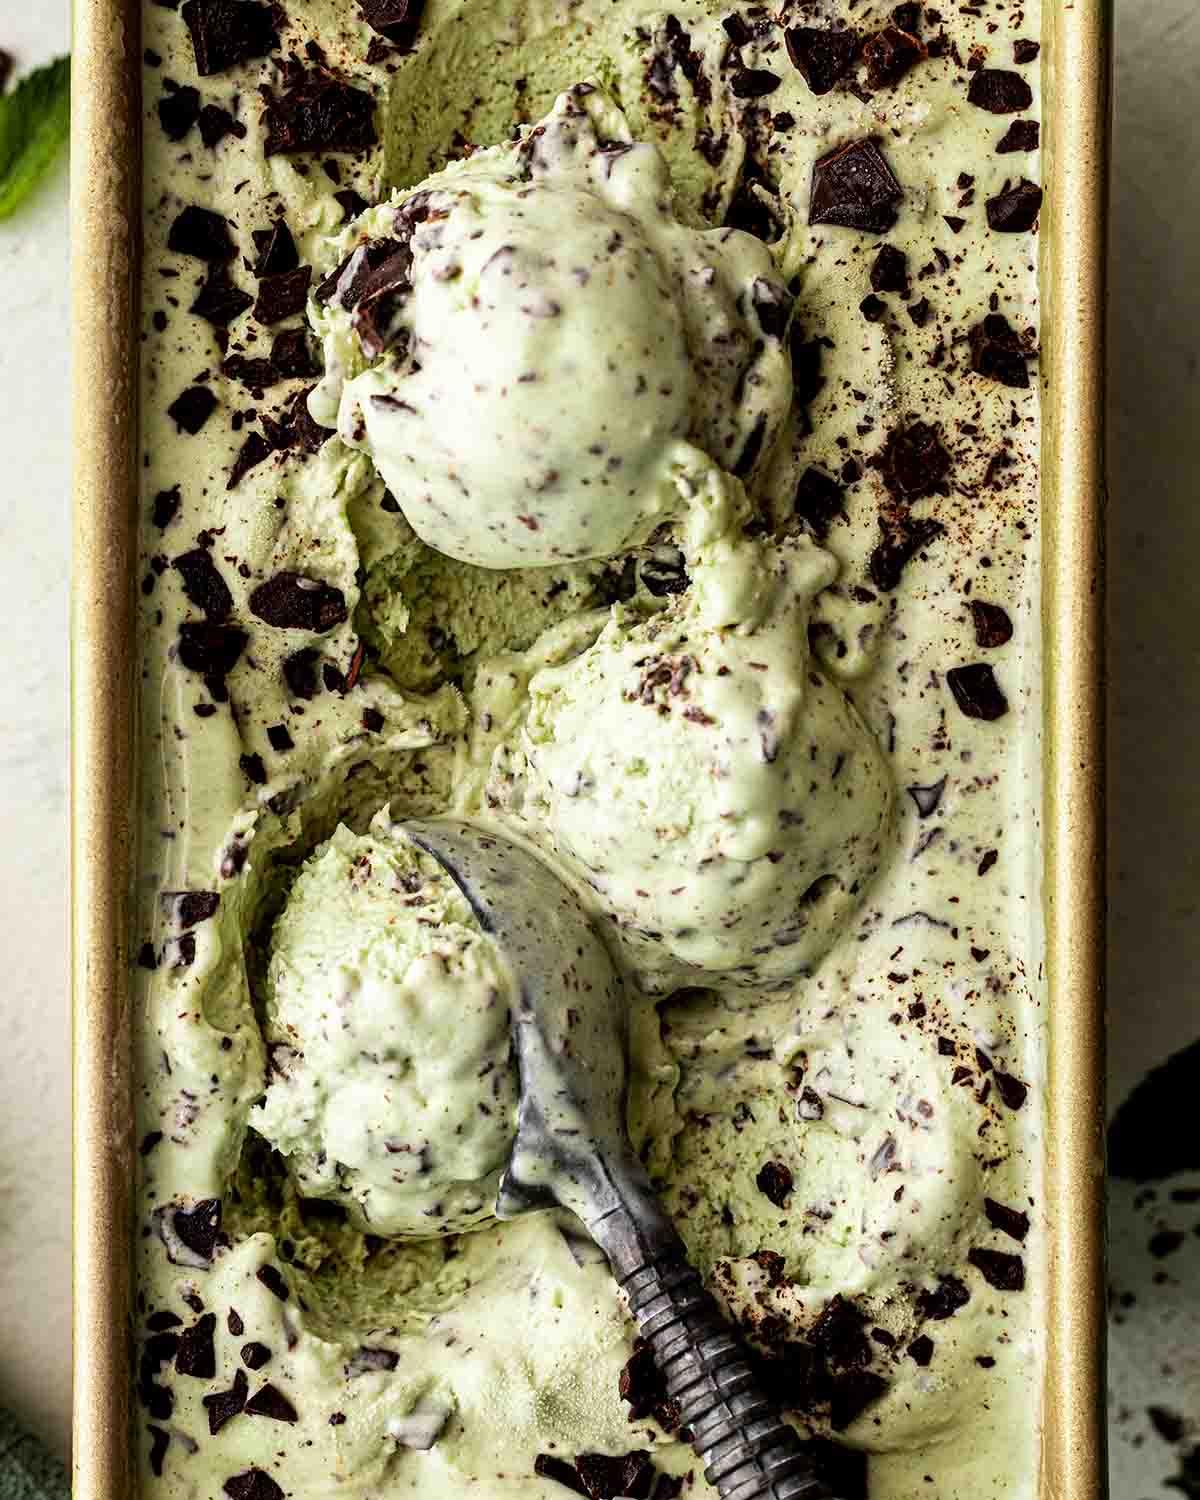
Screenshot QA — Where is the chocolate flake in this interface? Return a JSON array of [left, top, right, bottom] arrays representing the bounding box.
[[863, 26, 926, 91], [784, 27, 859, 96], [262, 72, 378, 156], [969, 600, 1013, 648], [159, 85, 201, 141], [223, 1470, 285, 1500], [252, 220, 300, 276], [253, 265, 313, 324], [182, 0, 280, 76], [245, 1383, 298, 1422], [204, 1368, 249, 1434], [997, 119, 1040, 154], [986, 178, 1043, 233], [993, 1069, 1028, 1109], [167, 386, 218, 435], [168, 205, 235, 261], [810, 138, 904, 235], [984, 1198, 1030, 1242], [968, 1247, 1025, 1292], [175, 1313, 217, 1378], [173, 548, 233, 619], [756, 1159, 794, 1208], [250, 572, 348, 632], [968, 69, 1034, 114], [227, 431, 274, 488]]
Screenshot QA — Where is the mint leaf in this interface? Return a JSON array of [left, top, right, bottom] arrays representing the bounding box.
[[0, 55, 70, 220]]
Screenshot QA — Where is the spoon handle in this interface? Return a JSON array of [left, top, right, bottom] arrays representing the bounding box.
[[619, 1255, 833, 1500]]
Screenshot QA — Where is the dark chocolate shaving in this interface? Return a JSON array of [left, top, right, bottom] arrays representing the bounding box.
[[872, 421, 952, 501], [918, 1275, 970, 1321], [177, 622, 247, 685], [198, 103, 247, 148], [223, 1470, 285, 1500], [862, 26, 926, 90], [908, 1334, 934, 1366], [993, 1070, 1028, 1109], [755, 1159, 794, 1208], [730, 68, 782, 99], [241, 1341, 273, 1369], [968, 313, 1035, 388], [227, 431, 274, 488], [870, 244, 909, 295], [869, 513, 944, 592], [159, 85, 201, 141], [175, 1313, 217, 1378]]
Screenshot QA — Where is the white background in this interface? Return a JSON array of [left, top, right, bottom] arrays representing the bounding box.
[[0, 0, 1195, 1484]]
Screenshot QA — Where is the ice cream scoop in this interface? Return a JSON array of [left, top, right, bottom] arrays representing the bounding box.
[[309, 83, 794, 569], [402, 817, 836, 1500]]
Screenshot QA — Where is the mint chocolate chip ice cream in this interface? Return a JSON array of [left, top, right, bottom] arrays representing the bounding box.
[[310, 83, 793, 567], [253, 814, 519, 1237]]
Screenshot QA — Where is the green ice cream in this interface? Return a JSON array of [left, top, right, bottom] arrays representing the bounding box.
[[524, 532, 895, 991], [311, 84, 793, 567], [254, 814, 519, 1236]]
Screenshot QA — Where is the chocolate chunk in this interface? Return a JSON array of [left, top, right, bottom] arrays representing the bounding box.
[[997, 119, 1040, 154], [755, 1159, 794, 1208], [969, 600, 1013, 648], [870, 244, 909, 295], [829, 1369, 888, 1430], [183, 0, 280, 75], [733, 413, 768, 480], [178, 622, 247, 683], [168, 205, 235, 261], [968, 1247, 1025, 1291], [534, 1456, 587, 1498], [227, 431, 274, 488], [266, 724, 294, 752], [908, 1335, 934, 1366], [253, 265, 312, 324], [731, 68, 782, 99], [1013, 39, 1040, 64], [262, 72, 378, 156], [263, 384, 329, 455], [947, 663, 1008, 721], [191, 267, 255, 327], [725, 177, 784, 243], [170, 1198, 221, 1261], [907, 777, 946, 817], [282, 647, 321, 700], [176, 892, 220, 927], [245, 1383, 298, 1422], [204, 1368, 249, 1434], [968, 69, 1034, 114], [159, 85, 201, 140], [147, 1425, 170, 1477], [722, 14, 754, 46], [250, 572, 348, 632], [810, 138, 904, 234], [173, 548, 233, 619], [863, 26, 926, 90], [175, 1313, 217, 1378], [167, 386, 218, 435], [784, 27, 859, 96], [1148, 1406, 1187, 1444], [256, 1264, 290, 1300], [228, 1309, 245, 1336], [240, 753, 267, 784], [252, 220, 299, 276], [986, 178, 1043, 233], [793, 467, 845, 540], [575, 1452, 655, 1500], [1110, 1041, 1200, 1182], [152, 486, 182, 529], [334, 188, 370, 222], [978, 849, 998, 876], [873, 421, 952, 500], [993, 1069, 1027, 1109], [918, 1275, 970, 1320], [751, 278, 793, 340], [797, 1438, 868, 1500], [984, 1198, 1030, 1242], [969, 313, 1035, 388], [223, 1471, 285, 1500], [359, 0, 425, 47], [907, 295, 932, 327], [198, 103, 247, 148], [270, 328, 320, 379], [223, 354, 279, 390], [352, 244, 417, 355], [892, 3, 922, 31], [869, 514, 944, 592], [242, 1341, 272, 1369], [943, 214, 966, 234], [860, 293, 887, 322], [810, 1295, 872, 1370], [618, 1340, 679, 1431]]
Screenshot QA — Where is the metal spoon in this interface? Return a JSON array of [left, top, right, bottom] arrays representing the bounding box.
[[401, 817, 834, 1500]]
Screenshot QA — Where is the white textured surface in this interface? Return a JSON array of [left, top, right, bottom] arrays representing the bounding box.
[[0, 0, 1195, 1480]]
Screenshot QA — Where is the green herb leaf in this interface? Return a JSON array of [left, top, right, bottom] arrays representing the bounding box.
[[0, 55, 70, 220]]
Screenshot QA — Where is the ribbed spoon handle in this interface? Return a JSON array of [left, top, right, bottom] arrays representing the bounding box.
[[620, 1256, 833, 1500]]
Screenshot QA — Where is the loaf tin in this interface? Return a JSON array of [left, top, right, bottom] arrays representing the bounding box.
[[69, 1, 1111, 1494]]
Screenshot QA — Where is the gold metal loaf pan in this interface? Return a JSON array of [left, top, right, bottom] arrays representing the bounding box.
[[69, 1, 1111, 1495]]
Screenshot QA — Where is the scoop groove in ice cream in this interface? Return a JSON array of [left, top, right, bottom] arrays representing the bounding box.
[[310, 84, 794, 568], [253, 812, 520, 1237]]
